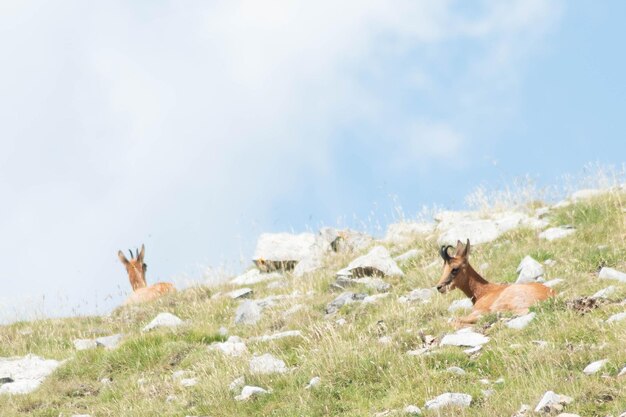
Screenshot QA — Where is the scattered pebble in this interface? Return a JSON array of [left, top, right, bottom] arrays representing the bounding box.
[[403, 405, 422, 415], [448, 298, 473, 312], [235, 300, 262, 325], [591, 286, 616, 299], [543, 278, 564, 288], [249, 354, 288, 375], [229, 376, 245, 392], [606, 312, 626, 323], [142, 313, 184, 332], [227, 288, 253, 299], [446, 366, 466, 375], [582, 359, 608, 375], [234, 385, 270, 401], [73, 339, 97, 351], [305, 376, 321, 389], [598, 267, 626, 283], [211, 336, 248, 357], [96, 334, 123, 349], [534, 391, 573, 413], [516, 256, 544, 283], [539, 227, 576, 241], [250, 330, 303, 342], [424, 392, 472, 409], [440, 328, 489, 348], [506, 312, 536, 330]]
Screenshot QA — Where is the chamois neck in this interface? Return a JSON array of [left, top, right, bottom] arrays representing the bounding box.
[[457, 264, 491, 303]]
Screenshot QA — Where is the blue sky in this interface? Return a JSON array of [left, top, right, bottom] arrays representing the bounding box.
[[1, 1, 625, 322]]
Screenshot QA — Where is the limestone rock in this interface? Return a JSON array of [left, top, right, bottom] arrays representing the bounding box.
[[534, 391, 573, 413], [0, 355, 61, 395], [305, 376, 321, 389], [326, 292, 366, 314], [211, 336, 248, 356], [235, 300, 262, 325], [394, 249, 422, 263], [539, 227, 575, 241], [403, 405, 422, 415], [516, 256, 544, 283], [448, 298, 473, 312], [362, 293, 389, 304], [446, 366, 466, 375], [227, 288, 253, 299], [234, 385, 270, 401], [96, 334, 123, 349], [231, 269, 282, 286], [424, 392, 472, 409], [250, 330, 302, 342], [253, 232, 317, 272], [599, 267, 626, 283], [142, 313, 184, 332], [384, 222, 434, 245], [73, 339, 97, 351], [606, 312, 626, 323], [398, 288, 435, 303], [337, 246, 403, 278], [506, 312, 536, 330], [249, 354, 288, 375], [440, 328, 489, 348], [582, 359, 608, 375], [229, 376, 245, 392], [543, 278, 564, 288]]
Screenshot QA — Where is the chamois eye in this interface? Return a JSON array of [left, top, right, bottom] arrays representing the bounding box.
[[451, 268, 459, 275]]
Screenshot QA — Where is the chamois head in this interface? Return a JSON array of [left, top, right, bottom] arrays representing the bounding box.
[[436, 239, 471, 294], [118, 244, 147, 291]]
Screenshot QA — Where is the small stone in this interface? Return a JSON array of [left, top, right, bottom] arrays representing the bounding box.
[[234, 385, 270, 401], [250, 330, 302, 342], [512, 404, 531, 417], [305, 376, 321, 389], [534, 391, 573, 413], [543, 278, 564, 288], [403, 405, 422, 415], [463, 345, 483, 354], [354, 277, 391, 292], [406, 348, 431, 356], [394, 249, 422, 263], [211, 336, 248, 357], [506, 312, 536, 330], [378, 336, 392, 345], [516, 256, 544, 283], [227, 288, 253, 299], [591, 286, 616, 299], [363, 293, 389, 304], [335, 318, 347, 326], [336, 246, 404, 278], [424, 392, 472, 409], [235, 300, 262, 325], [398, 288, 434, 303], [142, 313, 184, 331], [73, 339, 97, 351], [229, 376, 245, 392], [325, 292, 366, 314], [440, 328, 489, 348], [446, 366, 466, 375], [166, 394, 177, 402], [618, 366, 626, 377], [606, 311, 626, 323], [218, 326, 228, 336], [96, 334, 123, 349], [448, 298, 473, 312], [100, 377, 112, 385], [599, 267, 626, 283], [539, 227, 576, 241], [0, 354, 61, 394], [249, 354, 288, 374], [180, 378, 198, 387], [583, 359, 608, 375]]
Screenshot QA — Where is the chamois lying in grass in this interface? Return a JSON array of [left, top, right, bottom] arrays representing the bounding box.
[[435, 240, 555, 325], [118, 244, 175, 305]]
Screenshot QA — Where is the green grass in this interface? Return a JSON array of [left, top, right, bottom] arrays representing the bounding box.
[[1, 193, 626, 416]]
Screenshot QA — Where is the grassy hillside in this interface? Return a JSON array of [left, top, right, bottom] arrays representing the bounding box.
[[1, 191, 626, 416]]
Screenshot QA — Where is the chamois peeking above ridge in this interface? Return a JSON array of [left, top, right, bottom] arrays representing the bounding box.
[[118, 244, 175, 305], [435, 239, 555, 326]]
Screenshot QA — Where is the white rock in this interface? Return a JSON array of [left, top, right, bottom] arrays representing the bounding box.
[[403, 404, 422, 415], [583, 359, 608, 375], [266, 280, 288, 289], [543, 279, 564, 288], [319, 227, 373, 253], [335, 318, 347, 326], [599, 267, 626, 283], [234, 385, 270, 401], [448, 298, 473, 312], [0, 354, 61, 394], [231, 269, 282, 286], [606, 312, 626, 323], [440, 328, 489, 348], [446, 366, 466, 375], [539, 227, 575, 241], [384, 222, 434, 245], [326, 292, 365, 314], [172, 370, 191, 380], [618, 366, 626, 377], [235, 300, 262, 325], [363, 293, 389, 304], [249, 354, 288, 374], [506, 312, 536, 330], [336, 246, 404, 278], [180, 378, 198, 387], [229, 376, 245, 392], [571, 188, 604, 201], [516, 256, 544, 283], [211, 336, 248, 356], [253, 232, 317, 264], [227, 288, 253, 299], [438, 219, 501, 246], [250, 330, 302, 342], [293, 256, 323, 277], [96, 334, 123, 349], [398, 289, 435, 304], [73, 339, 97, 351], [555, 413, 580, 417], [394, 249, 422, 263], [142, 313, 184, 332], [378, 336, 392, 345], [424, 392, 472, 409], [463, 345, 483, 354], [592, 286, 616, 299], [354, 277, 392, 292], [534, 391, 573, 413], [305, 376, 321, 389], [219, 326, 228, 336]]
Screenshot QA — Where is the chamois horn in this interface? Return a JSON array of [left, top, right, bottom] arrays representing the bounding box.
[[129, 249, 134, 260], [439, 245, 453, 262]]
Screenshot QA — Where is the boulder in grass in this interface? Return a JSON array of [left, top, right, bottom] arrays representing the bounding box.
[[424, 392, 472, 410], [234, 385, 270, 401], [598, 267, 626, 283], [534, 391, 573, 413], [325, 292, 367, 314], [336, 246, 403, 278], [582, 359, 608, 375], [516, 256, 544, 283], [95, 334, 123, 349], [235, 301, 262, 325], [253, 233, 316, 272], [506, 312, 536, 330], [440, 328, 489, 348], [0, 355, 61, 395], [230, 269, 282, 286], [539, 227, 575, 241], [142, 313, 184, 332], [249, 354, 288, 375]]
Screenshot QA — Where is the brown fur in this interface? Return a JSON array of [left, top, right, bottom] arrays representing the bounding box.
[[435, 240, 555, 326], [118, 244, 175, 305]]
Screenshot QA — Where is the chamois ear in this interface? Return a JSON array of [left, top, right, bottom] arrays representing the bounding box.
[[461, 239, 471, 257], [455, 240, 465, 256], [117, 250, 129, 265], [138, 244, 145, 262]]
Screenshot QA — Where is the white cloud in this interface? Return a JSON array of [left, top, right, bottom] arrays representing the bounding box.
[[0, 0, 562, 321]]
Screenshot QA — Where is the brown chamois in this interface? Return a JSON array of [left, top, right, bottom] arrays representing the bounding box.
[[435, 240, 555, 325], [117, 244, 175, 305]]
